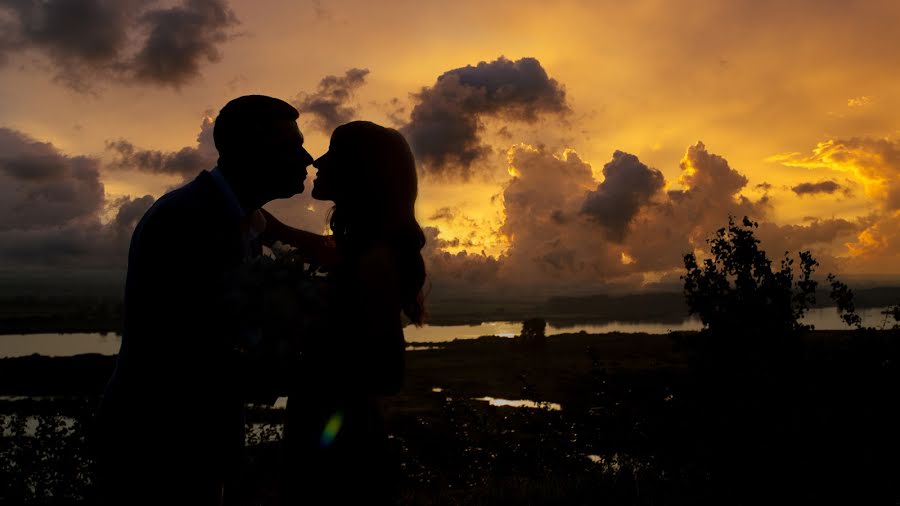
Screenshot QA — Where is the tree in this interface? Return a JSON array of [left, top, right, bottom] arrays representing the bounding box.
[[682, 216, 818, 337], [519, 318, 547, 346], [826, 273, 863, 329]]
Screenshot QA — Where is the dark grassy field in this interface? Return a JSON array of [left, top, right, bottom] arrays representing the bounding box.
[[2, 330, 900, 504]]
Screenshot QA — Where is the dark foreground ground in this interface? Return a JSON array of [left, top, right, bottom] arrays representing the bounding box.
[[2, 330, 900, 505]]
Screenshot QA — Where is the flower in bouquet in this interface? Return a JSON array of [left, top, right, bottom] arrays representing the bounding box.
[[229, 241, 332, 395]]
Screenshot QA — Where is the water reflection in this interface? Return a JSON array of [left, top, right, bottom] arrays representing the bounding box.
[[0, 415, 75, 438], [473, 397, 562, 411], [406, 345, 444, 352], [0, 306, 894, 358], [0, 332, 121, 358], [404, 306, 896, 342]]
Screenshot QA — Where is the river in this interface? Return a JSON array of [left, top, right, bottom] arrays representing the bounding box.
[[0, 306, 893, 358]]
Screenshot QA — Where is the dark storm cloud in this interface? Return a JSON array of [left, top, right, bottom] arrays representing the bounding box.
[[294, 68, 370, 133], [110, 194, 154, 233], [106, 140, 210, 176], [132, 0, 238, 86], [107, 114, 217, 178], [581, 151, 665, 241], [0, 127, 105, 231], [791, 180, 848, 197], [0, 194, 153, 268], [0, 0, 237, 90], [0, 127, 156, 269], [401, 56, 568, 179], [0, 0, 133, 64]]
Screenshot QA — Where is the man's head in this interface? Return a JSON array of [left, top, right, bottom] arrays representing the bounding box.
[[213, 95, 313, 204]]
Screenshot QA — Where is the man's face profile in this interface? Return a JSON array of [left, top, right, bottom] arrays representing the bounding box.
[[263, 120, 313, 199]]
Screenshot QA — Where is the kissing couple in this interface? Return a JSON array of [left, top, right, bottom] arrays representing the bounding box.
[[96, 95, 427, 505]]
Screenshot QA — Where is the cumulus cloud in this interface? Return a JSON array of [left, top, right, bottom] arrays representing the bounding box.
[[235, 133, 877, 296], [772, 136, 900, 271], [428, 141, 861, 292], [491, 141, 759, 285], [771, 137, 900, 209], [294, 68, 370, 133], [756, 217, 862, 269], [421, 226, 501, 296], [791, 180, 848, 196], [0, 127, 154, 269], [497, 144, 615, 284], [106, 113, 217, 179], [0, 0, 237, 90], [401, 56, 568, 179], [626, 142, 769, 264], [581, 151, 665, 241]]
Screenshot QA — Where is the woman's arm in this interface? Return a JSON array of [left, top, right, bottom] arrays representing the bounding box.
[[259, 208, 341, 266]]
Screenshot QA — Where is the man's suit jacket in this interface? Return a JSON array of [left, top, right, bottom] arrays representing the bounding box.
[[101, 169, 248, 461]]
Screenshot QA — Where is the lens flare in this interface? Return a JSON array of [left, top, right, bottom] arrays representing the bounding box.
[[320, 412, 343, 448]]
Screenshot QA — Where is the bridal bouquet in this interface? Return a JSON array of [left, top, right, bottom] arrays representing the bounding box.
[[226, 241, 331, 397]]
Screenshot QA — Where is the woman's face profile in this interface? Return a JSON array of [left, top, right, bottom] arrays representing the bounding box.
[[311, 137, 344, 202]]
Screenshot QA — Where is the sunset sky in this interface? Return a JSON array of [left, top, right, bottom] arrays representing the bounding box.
[[2, 0, 900, 294]]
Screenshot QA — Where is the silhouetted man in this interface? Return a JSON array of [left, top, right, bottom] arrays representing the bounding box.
[[97, 96, 313, 505]]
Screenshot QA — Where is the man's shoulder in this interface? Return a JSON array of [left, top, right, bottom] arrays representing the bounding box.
[[135, 172, 218, 236]]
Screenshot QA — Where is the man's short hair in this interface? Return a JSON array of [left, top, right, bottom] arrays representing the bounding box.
[[213, 95, 299, 158]]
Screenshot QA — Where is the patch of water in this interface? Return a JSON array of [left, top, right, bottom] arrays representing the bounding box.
[[473, 397, 562, 411]]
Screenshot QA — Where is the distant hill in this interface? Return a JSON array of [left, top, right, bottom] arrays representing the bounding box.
[[2, 275, 900, 332]]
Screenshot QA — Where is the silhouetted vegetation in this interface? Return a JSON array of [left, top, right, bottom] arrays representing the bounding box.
[[2, 327, 900, 504], [827, 273, 864, 329], [5, 218, 900, 503], [682, 216, 818, 336], [518, 318, 546, 346]]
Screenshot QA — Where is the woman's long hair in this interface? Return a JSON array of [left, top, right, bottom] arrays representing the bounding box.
[[326, 121, 427, 325]]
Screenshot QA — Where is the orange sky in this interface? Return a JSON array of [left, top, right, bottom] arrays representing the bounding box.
[[2, 0, 900, 288]]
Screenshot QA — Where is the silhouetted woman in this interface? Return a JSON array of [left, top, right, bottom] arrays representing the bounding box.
[[261, 120, 426, 504]]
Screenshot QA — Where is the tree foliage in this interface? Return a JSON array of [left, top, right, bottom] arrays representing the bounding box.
[[826, 273, 863, 329], [682, 216, 818, 336]]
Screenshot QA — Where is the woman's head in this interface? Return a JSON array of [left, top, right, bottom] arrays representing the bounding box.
[[313, 121, 417, 214], [313, 121, 427, 324]]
